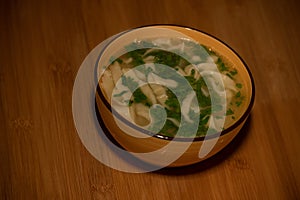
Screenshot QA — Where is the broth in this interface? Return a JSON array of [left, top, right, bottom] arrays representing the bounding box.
[[99, 38, 246, 137]]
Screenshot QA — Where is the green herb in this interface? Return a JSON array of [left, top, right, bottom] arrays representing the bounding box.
[[166, 109, 181, 121], [165, 89, 181, 121], [128, 100, 133, 106], [128, 50, 145, 66], [196, 77, 211, 108], [226, 108, 234, 115], [159, 120, 179, 137], [229, 69, 238, 76], [184, 76, 197, 89], [148, 50, 181, 67], [235, 101, 242, 107], [165, 97, 180, 109], [217, 58, 228, 71], [132, 88, 147, 103], [200, 115, 210, 125], [116, 58, 123, 64], [200, 108, 211, 119], [191, 69, 195, 76], [235, 91, 241, 98], [236, 83, 242, 88], [226, 73, 234, 79]]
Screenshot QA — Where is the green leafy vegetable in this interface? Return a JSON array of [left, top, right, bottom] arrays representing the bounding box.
[[128, 50, 145, 66], [217, 58, 228, 71], [226, 108, 234, 115], [147, 50, 181, 67], [229, 69, 238, 76], [132, 88, 148, 104], [235, 101, 242, 107], [196, 77, 211, 108], [235, 91, 241, 98], [159, 120, 179, 137], [226, 73, 234, 79], [236, 83, 242, 88], [116, 58, 123, 64]]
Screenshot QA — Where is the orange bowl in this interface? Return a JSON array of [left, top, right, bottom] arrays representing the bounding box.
[[95, 25, 255, 167]]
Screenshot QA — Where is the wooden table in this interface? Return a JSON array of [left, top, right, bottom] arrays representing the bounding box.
[[1, 0, 300, 199]]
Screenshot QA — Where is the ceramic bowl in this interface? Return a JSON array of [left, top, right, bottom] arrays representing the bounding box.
[[95, 25, 255, 167]]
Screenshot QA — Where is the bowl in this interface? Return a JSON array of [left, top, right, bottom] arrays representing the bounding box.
[[95, 25, 255, 167]]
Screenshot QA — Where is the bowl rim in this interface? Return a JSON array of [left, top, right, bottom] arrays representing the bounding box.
[[95, 24, 255, 142]]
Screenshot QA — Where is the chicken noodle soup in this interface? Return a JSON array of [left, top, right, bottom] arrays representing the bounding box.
[[99, 38, 245, 138]]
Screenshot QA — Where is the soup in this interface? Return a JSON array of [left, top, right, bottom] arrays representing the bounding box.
[[99, 38, 245, 138]]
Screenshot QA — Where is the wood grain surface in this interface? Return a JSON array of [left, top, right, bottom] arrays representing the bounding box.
[[1, 0, 300, 199]]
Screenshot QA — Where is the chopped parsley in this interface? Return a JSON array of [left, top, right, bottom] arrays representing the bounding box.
[[116, 58, 123, 64], [235, 91, 241, 98], [159, 120, 179, 137], [236, 83, 243, 88], [226, 73, 234, 79], [132, 88, 147, 103], [128, 50, 145, 66], [226, 108, 234, 115], [235, 101, 242, 107], [217, 58, 229, 71], [229, 68, 238, 76]]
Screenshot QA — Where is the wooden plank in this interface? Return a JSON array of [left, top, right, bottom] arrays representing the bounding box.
[[1, 0, 299, 199]]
